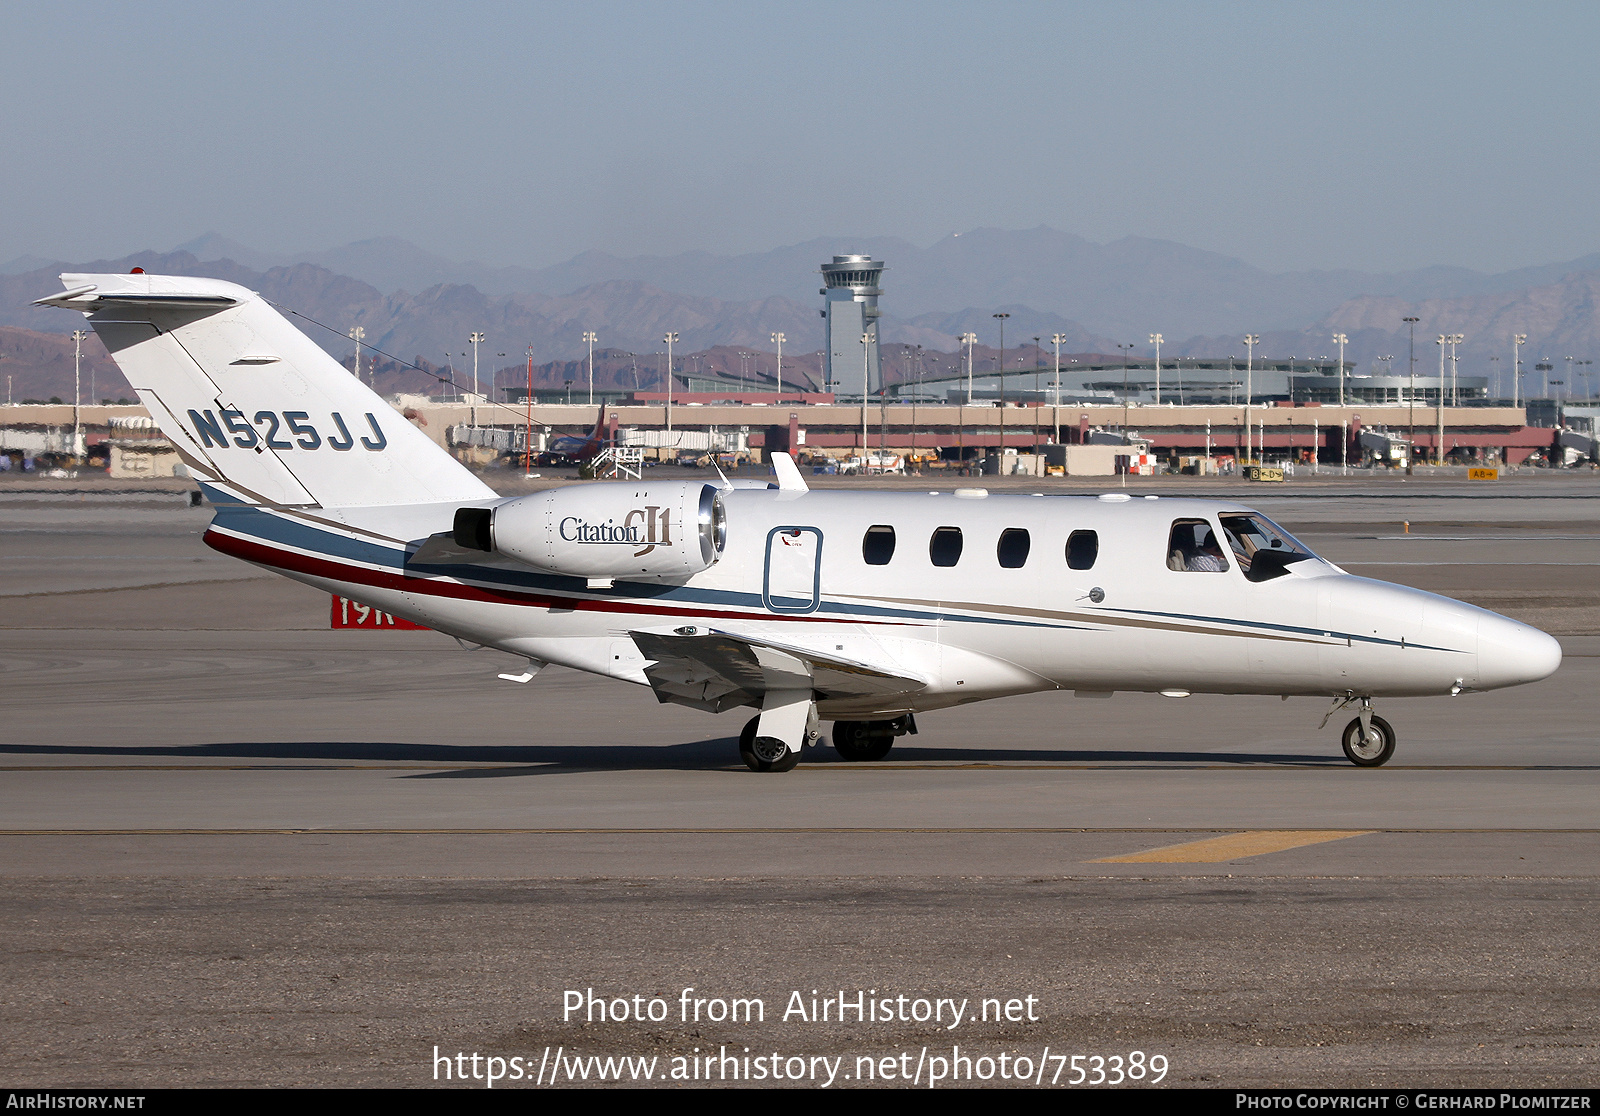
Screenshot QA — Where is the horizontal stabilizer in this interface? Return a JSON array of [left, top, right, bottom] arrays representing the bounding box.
[[405, 530, 503, 568]]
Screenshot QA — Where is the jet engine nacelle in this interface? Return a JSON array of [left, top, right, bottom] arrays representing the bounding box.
[[455, 481, 726, 581]]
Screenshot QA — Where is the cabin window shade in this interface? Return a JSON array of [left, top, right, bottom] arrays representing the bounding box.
[[1066, 530, 1098, 570], [929, 526, 963, 567], [997, 528, 1030, 568], [862, 525, 896, 565]]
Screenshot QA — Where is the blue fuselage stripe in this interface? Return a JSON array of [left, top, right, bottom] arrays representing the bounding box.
[[208, 506, 1068, 628]]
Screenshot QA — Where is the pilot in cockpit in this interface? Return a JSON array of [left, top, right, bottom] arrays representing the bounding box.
[[1168, 519, 1229, 572]]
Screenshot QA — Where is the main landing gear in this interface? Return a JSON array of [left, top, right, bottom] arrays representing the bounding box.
[[832, 715, 917, 762], [739, 716, 801, 773], [738, 713, 918, 771], [1322, 695, 1397, 767]]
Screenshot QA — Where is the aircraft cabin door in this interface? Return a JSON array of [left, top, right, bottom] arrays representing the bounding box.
[[763, 526, 823, 613]]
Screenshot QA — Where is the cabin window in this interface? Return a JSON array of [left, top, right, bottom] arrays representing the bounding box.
[[997, 528, 1030, 568], [1167, 518, 1229, 572], [862, 524, 896, 565], [929, 526, 963, 567], [1066, 530, 1098, 570]]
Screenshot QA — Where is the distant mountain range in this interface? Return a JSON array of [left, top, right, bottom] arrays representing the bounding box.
[[145, 228, 1600, 340], [0, 250, 1116, 384], [6, 226, 1600, 401]]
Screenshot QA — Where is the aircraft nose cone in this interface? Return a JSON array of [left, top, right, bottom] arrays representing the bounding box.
[[1476, 612, 1563, 689]]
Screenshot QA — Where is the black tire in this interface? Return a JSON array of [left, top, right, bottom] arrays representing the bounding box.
[[832, 720, 895, 762], [1340, 714, 1396, 767], [739, 716, 800, 772]]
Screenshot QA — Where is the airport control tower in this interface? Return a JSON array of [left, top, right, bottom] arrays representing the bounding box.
[[820, 254, 885, 397]]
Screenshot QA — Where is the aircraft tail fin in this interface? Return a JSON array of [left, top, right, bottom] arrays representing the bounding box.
[[36, 273, 495, 509]]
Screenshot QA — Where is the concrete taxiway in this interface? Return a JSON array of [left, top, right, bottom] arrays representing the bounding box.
[[0, 473, 1596, 1088]]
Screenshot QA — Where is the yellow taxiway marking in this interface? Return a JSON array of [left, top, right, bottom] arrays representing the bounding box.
[[1092, 830, 1375, 863]]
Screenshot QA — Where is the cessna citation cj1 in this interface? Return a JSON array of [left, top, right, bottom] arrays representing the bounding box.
[[39, 273, 1563, 771]]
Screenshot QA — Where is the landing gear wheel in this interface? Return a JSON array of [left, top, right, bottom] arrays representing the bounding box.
[[1340, 714, 1396, 767], [832, 720, 894, 762], [739, 716, 800, 772]]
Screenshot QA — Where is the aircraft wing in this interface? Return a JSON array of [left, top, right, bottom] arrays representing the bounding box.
[[630, 628, 927, 713]]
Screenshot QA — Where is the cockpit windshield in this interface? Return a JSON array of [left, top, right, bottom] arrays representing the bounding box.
[[1217, 513, 1319, 582]]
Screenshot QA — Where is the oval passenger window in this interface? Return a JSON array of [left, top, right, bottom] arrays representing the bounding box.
[[1066, 530, 1098, 570], [929, 526, 963, 567], [997, 528, 1030, 568], [862, 525, 896, 565]]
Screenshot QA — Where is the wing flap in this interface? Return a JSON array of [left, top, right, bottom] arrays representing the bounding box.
[[630, 628, 926, 713]]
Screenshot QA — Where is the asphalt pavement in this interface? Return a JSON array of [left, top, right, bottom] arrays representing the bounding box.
[[0, 471, 1595, 1088]]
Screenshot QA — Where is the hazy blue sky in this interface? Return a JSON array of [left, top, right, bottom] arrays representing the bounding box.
[[3, 0, 1597, 275]]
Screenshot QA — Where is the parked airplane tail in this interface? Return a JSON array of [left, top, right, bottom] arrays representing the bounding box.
[[35, 273, 495, 509], [544, 405, 612, 461]]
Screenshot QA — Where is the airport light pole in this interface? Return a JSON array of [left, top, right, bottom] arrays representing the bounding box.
[[1033, 336, 1042, 406], [469, 332, 486, 428], [960, 332, 977, 404], [524, 345, 535, 474], [912, 343, 923, 468], [994, 314, 1010, 462], [71, 329, 87, 458], [1436, 334, 1448, 465], [1447, 333, 1464, 406], [992, 313, 1009, 388], [583, 330, 597, 405], [992, 310, 1004, 457], [1051, 333, 1066, 444], [771, 332, 785, 396], [903, 345, 915, 468], [663, 332, 678, 434], [1116, 343, 1135, 484], [1513, 333, 1528, 408], [1149, 333, 1163, 404], [860, 332, 872, 465], [1118, 342, 1134, 435], [469, 332, 485, 399], [348, 326, 365, 385], [1243, 334, 1259, 465], [1376, 350, 1394, 464], [1332, 332, 1348, 406], [1403, 317, 1419, 473]]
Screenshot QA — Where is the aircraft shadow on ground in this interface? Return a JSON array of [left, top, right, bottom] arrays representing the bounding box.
[[0, 738, 1356, 775]]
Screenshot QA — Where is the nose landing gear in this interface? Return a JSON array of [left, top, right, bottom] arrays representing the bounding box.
[[1340, 712, 1396, 767], [1322, 695, 1396, 767]]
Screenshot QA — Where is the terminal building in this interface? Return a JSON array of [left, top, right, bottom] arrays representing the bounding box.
[[889, 357, 1491, 408]]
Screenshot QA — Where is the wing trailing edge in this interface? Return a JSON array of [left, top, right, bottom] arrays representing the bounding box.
[[630, 627, 926, 713]]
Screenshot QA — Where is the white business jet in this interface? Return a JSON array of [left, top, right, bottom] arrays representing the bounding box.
[[38, 272, 1562, 771]]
